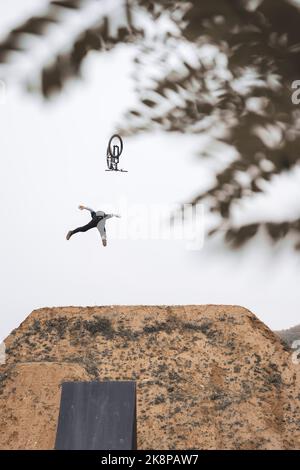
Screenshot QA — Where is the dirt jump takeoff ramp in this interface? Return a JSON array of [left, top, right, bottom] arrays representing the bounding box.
[[1, 305, 300, 449]]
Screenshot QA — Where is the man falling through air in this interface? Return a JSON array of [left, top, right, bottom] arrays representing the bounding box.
[[66, 205, 120, 247]]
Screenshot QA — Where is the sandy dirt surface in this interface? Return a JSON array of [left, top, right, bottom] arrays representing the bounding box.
[[0, 305, 300, 450]]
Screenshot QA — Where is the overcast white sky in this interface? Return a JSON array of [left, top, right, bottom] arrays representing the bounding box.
[[0, 0, 300, 341]]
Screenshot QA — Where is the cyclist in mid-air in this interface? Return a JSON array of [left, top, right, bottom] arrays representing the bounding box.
[[66, 205, 120, 247]]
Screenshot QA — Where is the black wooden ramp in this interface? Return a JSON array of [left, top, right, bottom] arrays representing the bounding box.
[[55, 381, 136, 450]]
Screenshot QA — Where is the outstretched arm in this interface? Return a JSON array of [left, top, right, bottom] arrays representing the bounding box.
[[105, 213, 121, 219], [78, 205, 95, 213]]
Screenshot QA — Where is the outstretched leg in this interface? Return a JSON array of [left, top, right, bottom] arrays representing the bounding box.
[[97, 220, 107, 247], [101, 228, 107, 247], [66, 218, 98, 240]]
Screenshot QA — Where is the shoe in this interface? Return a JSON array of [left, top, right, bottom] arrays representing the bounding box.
[[66, 231, 72, 240]]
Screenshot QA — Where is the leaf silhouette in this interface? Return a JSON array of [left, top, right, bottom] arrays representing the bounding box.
[[0, 0, 139, 97]]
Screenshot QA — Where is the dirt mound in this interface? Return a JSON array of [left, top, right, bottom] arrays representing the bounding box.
[[0, 305, 300, 450]]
